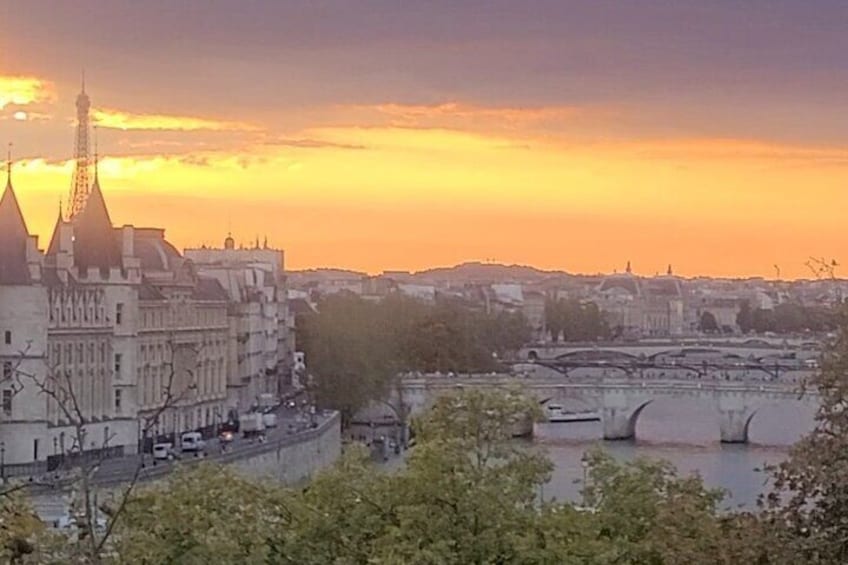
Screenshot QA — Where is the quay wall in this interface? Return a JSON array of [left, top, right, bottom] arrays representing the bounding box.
[[228, 412, 342, 485]]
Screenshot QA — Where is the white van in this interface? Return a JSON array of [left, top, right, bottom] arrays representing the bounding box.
[[180, 432, 206, 455]]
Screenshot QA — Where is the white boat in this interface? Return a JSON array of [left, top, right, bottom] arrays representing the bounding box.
[[545, 404, 601, 423]]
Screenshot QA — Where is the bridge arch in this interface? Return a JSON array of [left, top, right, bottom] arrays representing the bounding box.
[[745, 401, 816, 445], [602, 399, 653, 441]]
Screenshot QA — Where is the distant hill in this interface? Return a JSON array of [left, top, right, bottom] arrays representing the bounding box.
[[288, 268, 366, 281], [410, 261, 569, 283]]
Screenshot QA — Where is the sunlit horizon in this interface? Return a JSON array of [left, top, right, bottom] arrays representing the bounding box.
[[2, 2, 846, 280]]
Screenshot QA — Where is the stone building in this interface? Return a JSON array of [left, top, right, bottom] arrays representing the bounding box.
[[595, 263, 684, 338], [0, 86, 237, 467], [185, 236, 293, 413]]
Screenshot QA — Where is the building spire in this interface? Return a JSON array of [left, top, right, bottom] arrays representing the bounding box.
[[625, 260, 632, 274], [667, 264, 673, 276]]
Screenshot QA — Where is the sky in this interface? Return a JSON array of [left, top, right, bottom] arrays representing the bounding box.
[[1, 0, 847, 279]]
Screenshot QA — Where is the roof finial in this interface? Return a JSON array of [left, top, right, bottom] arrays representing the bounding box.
[[5, 142, 12, 189], [667, 264, 673, 276], [625, 260, 632, 274]]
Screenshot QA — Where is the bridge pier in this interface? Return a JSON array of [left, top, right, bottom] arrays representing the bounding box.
[[717, 395, 757, 444], [601, 401, 652, 441], [718, 408, 757, 443]]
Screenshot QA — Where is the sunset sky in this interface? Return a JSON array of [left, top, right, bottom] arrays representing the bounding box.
[[1, 1, 847, 278]]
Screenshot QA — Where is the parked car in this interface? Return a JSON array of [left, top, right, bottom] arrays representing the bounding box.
[[180, 432, 206, 456], [262, 412, 278, 428], [152, 442, 175, 464]]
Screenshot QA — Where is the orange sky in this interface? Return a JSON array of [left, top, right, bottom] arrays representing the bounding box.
[[1, 3, 847, 279]]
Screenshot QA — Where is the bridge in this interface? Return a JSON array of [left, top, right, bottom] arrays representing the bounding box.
[[520, 338, 822, 363], [395, 375, 819, 444]]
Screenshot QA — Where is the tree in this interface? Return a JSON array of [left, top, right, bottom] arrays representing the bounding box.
[[699, 311, 719, 333], [544, 296, 563, 342], [737, 299, 754, 334], [31, 387, 788, 563], [544, 298, 609, 343], [296, 293, 398, 426], [298, 293, 533, 424], [113, 464, 292, 564], [762, 305, 848, 563]]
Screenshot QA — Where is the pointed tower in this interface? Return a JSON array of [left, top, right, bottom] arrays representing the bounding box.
[[68, 73, 92, 219], [72, 166, 121, 272], [0, 147, 34, 284], [625, 260, 632, 274], [667, 264, 673, 276]]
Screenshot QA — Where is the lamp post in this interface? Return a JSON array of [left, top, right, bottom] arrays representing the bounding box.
[[1, 441, 6, 484], [580, 453, 589, 507]]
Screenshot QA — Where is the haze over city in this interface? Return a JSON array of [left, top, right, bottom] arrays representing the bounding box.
[[2, 0, 847, 278]]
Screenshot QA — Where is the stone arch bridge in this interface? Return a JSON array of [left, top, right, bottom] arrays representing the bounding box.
[[397, 376, 819, 444]]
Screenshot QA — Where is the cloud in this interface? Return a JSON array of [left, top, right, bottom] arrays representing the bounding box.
[[260, 136, 367, 150], [0, 75, 55, 109], [624, 137, 848, 167], [338, 102, 586, 133], [93, 108, 259, 132]]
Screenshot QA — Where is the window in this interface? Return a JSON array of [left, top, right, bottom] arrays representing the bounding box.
[[2, 389, 11, 415], [114, 353, 122, 376], [33, 439, 39, 461], [2, 362, 11, 380], [3, 331, 10, 345], [116, 303, 124, 325], [114, 389, 122, 412]]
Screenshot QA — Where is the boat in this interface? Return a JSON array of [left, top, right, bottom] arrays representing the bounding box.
[[545, 404, 601, 423]]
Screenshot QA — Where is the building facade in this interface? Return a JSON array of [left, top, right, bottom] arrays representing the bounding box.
[[185, 236, 293, 414], [0, 86, 281, 467]]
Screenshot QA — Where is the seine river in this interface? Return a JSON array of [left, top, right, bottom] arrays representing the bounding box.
[[533, 397, 816, 510]]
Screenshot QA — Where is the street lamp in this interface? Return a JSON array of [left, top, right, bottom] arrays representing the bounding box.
[[580, 453, 590, 507]]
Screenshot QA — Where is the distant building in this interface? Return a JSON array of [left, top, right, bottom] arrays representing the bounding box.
[[594, 263, 684, 337], [185, 236, 293, 413]]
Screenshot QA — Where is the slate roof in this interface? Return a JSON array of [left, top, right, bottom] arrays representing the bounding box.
[[0, 178, 32, 285], [192, 277, 229, 301], [71, 179, 122, 272]]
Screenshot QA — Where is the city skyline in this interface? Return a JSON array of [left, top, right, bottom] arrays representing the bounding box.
[[2, 1, 847, 278]]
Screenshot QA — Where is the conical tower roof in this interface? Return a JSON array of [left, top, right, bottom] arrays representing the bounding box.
[[0, 164, 33, 284], [71, 176, 121, 271], [46, 202, 65, 257]]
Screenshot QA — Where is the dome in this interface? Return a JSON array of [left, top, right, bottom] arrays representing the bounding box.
[[599, 274, 640, 296], [224, 233, 235, 250]]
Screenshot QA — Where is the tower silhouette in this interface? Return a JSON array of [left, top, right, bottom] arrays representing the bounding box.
[[68, 72, 92, 218]]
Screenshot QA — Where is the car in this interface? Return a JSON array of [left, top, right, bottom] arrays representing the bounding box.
[[152, 442, 174, 463], [180, 432, 206, 456]]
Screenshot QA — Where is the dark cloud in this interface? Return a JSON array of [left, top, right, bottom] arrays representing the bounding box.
[[5, 1, 848, 144]]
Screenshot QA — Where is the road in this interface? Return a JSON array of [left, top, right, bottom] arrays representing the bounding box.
[[29, 403, 334, 523]]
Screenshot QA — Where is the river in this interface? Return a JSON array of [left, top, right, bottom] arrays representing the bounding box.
[[532, 397, 816, 509]]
